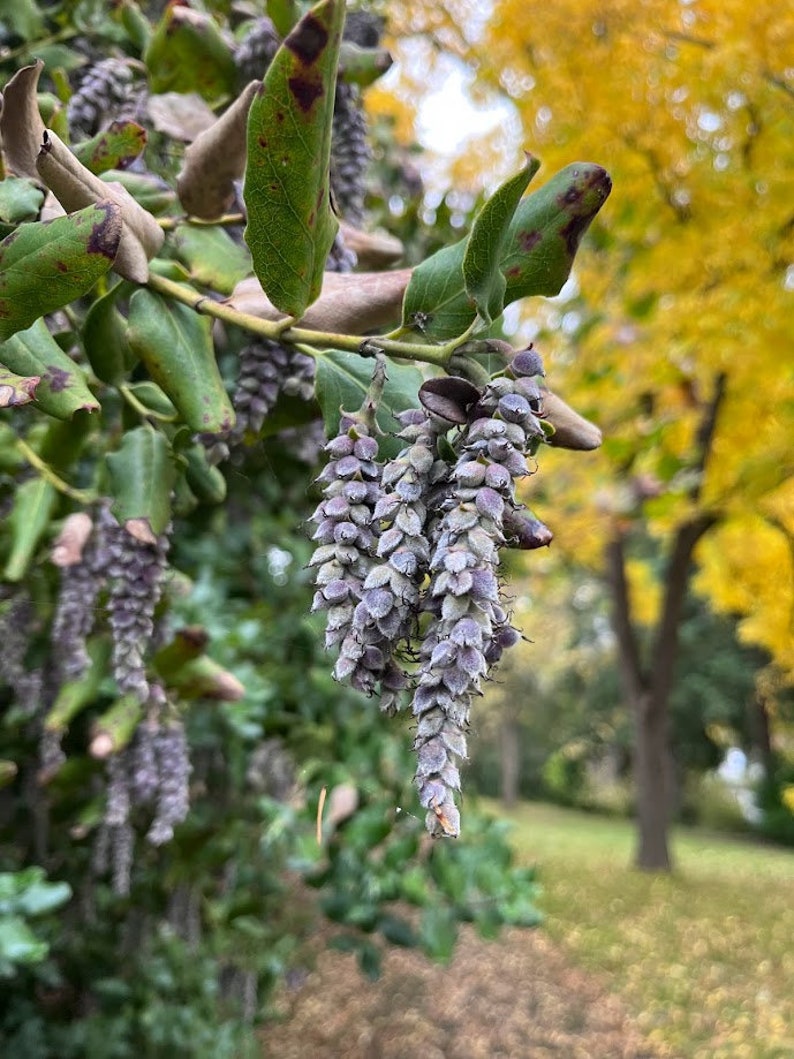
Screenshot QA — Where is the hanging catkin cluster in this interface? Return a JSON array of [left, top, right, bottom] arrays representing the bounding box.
[[308, 353, 550, 836], [66, 57, 145, 139]]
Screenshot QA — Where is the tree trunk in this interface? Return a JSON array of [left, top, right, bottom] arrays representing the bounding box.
[[500, 711, 521, 808], [632, 690, 673, 870]]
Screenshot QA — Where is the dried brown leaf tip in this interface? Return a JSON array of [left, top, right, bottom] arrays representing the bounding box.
[[51, 512, 94, 567]]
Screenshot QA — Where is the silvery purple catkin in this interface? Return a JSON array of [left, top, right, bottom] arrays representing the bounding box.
[[347, 410, 448, 713], [232, 341, 316, 440], [105, 513, 170, 703], [147, 721, 192, 846], [411, 377, 545, 837], [308, 417, 383, 686]]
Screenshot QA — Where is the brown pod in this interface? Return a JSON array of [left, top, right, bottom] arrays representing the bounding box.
[[418, 376, 482, 424]]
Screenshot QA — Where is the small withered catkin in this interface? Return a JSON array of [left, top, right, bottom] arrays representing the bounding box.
[[235, 16, 281, 85], [330, 81, 371, 227], [147, 720, 192, 846], [233, 341, 316, 440], [104, 512, 170, 703], [67, 58, 142, 139], [411, 374, 545, 837]]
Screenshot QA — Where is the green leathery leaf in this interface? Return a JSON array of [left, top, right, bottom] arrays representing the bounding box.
[[502, 162, 612, 302], [106, 426, 174, 535], [244, 0, 345, 318], [401, 162, 611, 341], [127, 289, 235, 434], [3, 477, 58, 582], [171, 225, 252, 295], [83, 281, 137, 385], [0, 319, 100, 420], [463, 153, 540, 325], [0, 178, 45, 224], [314, 350, 422, 460], [419, 904, 458, 963], [144, 5, 237, 103], [0, 202, 122, 341], [72, 121, 148, 175]]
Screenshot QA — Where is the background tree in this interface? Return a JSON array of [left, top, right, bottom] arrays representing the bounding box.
[[382, 0, 794, 868]]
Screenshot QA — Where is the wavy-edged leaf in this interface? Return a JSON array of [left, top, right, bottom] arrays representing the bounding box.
[[401, 162, 611, 341], [171, 225, 252, 295], [83, 281, 137, 385], [72, 121, 147, 175], [314, 350, 421, 459], [0, 177, 45, 224], [144, 6, 237, 103], [244, 0, 345, 317], [0, 319, 100, 419], [502, 162, 612, 302], [463, 153, 540, 325], [106, 425, 174, 535], [3, 477, 58, 582], [127, 289, 235, 434], [0, 202, 121, 340]]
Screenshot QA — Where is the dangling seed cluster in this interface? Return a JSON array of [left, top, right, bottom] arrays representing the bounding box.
[[309, 354, 551, 835]]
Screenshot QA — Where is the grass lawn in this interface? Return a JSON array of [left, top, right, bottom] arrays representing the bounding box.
[[480, 799, 794, 1059]]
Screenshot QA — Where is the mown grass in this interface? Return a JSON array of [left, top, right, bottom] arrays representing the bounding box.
[[480, 799, 794, 1059]]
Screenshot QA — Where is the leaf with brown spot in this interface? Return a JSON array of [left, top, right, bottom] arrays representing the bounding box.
[[143, 6, 237, 104], [72, 120, 148, 175], [0, 201, 122, 342], [0, 366, 39, 407], [36, 130, 164, 283], [0, 318, 100, 420], [244, 0, 345, 317]]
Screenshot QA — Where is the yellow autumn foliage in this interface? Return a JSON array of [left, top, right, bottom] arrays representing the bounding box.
[[387, 0, 794, 678]]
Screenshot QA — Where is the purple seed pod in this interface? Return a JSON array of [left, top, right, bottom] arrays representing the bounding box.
[[129, 717, 160, 807], [147, 721, 192, 846], [326, 231, 358, 273], [104, 512, 170, 703], [411, 377, 545, 837], [308, 417, 382, 685]]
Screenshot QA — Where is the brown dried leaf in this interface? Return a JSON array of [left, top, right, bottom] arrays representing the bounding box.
[[146, 91, 216, 142], [325, 782, 359, 829], [0, 61, 46, 180], [541, 389, 602, 450], [226, 268, 413, 334], [36, 130, 165, 283], [339, 221, 404, 269], [123, 517, 158, 545], [51, 512, 94, 567], [177, 81, 259, 219]]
